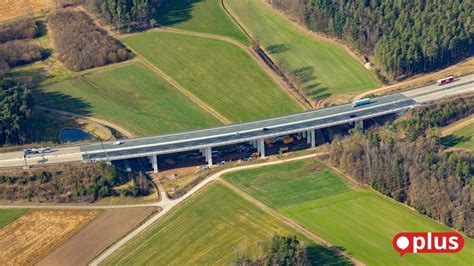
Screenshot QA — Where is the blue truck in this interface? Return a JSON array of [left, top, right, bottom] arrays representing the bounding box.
[[352, 98, 372, 108]]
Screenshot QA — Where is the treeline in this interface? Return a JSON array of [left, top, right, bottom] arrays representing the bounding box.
[[47, 9, 130, 71], [84, 0, 161, 32], [269, 0, 473, 79], [328, 96, 474, 236], [0, 162, 151, 203], [0, 17, 46, 74], [236, 235, 309, 265], [0, 17, 38, 44], [0, 77, 32, 145]]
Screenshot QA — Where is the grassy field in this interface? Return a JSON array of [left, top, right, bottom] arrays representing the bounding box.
[[281, 190, 474, 265], [37, 63, 221, 136], [445, 123, 474, 152], [0, 209, 28, 228], [123, 32, 303, 122], [225, 158, 474, 265], [225, 0, 378, 100], [224, 159, 350, 208], [104, 183, 350, 265], [155, 0, 248, 44]]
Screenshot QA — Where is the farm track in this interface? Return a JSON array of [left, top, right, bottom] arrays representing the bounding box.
[[153, 27, 310, 110], [219, 178, 366, 266], [440, 115, 474, 136], [132, 52, 232, 125]]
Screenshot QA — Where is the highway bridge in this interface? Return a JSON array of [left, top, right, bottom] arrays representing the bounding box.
[[0, 74, 473, 170]]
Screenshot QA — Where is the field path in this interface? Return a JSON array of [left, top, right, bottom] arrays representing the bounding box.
[[35, 106, 135, 138], [219, 178, 366, 266], [133, 53, 232, 124], [440, 115, 474, 135], [151, 27, 310, 110]]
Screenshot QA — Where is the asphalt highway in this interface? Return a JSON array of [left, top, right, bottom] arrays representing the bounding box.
[[83, 96, 416, 161], [0, 74, 472, 167]]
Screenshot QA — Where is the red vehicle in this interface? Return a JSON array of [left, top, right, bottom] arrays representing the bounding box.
[[436, 76, 454, 86]]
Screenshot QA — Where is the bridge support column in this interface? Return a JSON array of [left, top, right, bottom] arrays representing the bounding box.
[[302, 131, 307, 138], [311, 129, 316, 148], [251, 141, 257, 149], [148, 155, 158, 173], [257, 138, 265, 158], [357, 120, 364, 132], [306, 130, 312, 144], [204, 147, 212, 167]]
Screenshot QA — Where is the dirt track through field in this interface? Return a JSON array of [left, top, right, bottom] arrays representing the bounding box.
[[35, 106, 135, 138], [219, 178, 366, 266], [37, 207, 158, 266]]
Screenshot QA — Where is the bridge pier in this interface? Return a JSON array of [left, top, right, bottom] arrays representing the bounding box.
[[204, 147, 212, 167], [357, 120, 364, 132], [310, 129, 316, 148], [148, 155, 158, 173], [257, 138, 265, 158]]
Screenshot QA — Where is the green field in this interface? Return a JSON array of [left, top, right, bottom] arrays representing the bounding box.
[[0, 209, 28, 228], [445, 123, 474, 152], [104, 183, 350, 265], [37, 63, 221, 136], [155, 0, 248, 44], [225, 0, 378, 99], [225, 159, 474, 265], [123, 32, 303, 122], [224, 159, 350, 208]]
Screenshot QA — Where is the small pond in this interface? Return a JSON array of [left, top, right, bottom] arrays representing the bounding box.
[[58, 128, 94, 144]]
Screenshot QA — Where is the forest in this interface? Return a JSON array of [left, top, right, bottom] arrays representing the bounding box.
[[0, 77, 32, 146], [0, 17, 38, 44], [47, 9, 130, 71], [0, 162, 151, 203], [269, 0, 473, 79], [328, 96, 474, 237], [84, 0, 161, 32]]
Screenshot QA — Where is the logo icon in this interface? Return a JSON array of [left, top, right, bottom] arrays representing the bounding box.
[[393, 232, 464, 256]]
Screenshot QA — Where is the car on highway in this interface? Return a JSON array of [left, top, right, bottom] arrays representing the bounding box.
[[112, 141, 122, 146]]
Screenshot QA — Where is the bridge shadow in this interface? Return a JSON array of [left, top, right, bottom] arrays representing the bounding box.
[[154, 0, 203, 27]]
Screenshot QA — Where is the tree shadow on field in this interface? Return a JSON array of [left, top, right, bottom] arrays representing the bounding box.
[[293, 66, 317, 84], [306, 244, 353, 265], [441, 135, 471, 147], [267, 44, 289, 54], [154, 0, 203, 27], [32, 86, 92, 117]]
